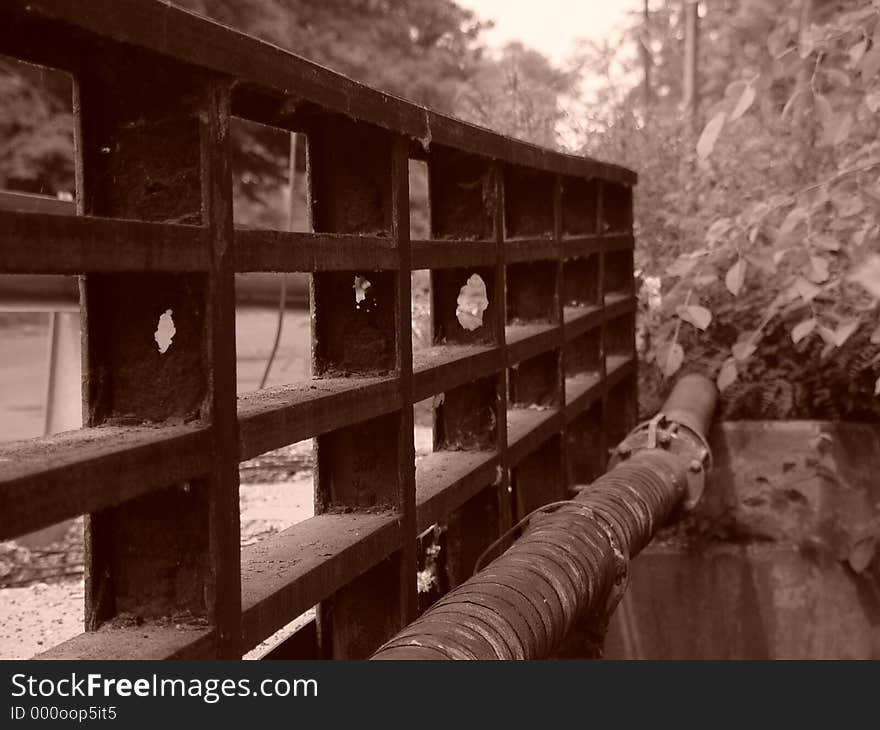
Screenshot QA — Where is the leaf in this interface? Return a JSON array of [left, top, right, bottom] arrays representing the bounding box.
[[767, 194, 793, 211], [848, 538, 876, 573], [773, 248, 788, 265], [697, 111, 726, 160], [823, 68, 851, 88], [870, 324, 880, 344], [834, 193, 865, 217], [767, 24, 790, 57], [677, 304, 712, 330], [724, 79, 747, 100], [779, 206, 807, 235], [705, 217, 733, 244], [859, 48, 880, 81], [694, 273, 718, 287], [793, 276, 822, 302], [817, 326, 837, 346], [866, 89, 880, 112], [850, 255, 880, 298], [853, 223, 875, 247], [828, 112, 854, 145], [834, 319, 860, 347], [813, 93, 833, 127], [729, 84, 756, 121], [875, 374, 880, 396], [799, 25, 816, 58], [665, 257, 698, 278], [663, 342, 684, 378], [747, 253, 776, 275], [809, 255, 830, 283], [811, 184, 831, 208], [725, 258, 746, 296], [731, 341, 757, 361], [717, 357, 738, 392], [812, 234, 840, 251], [849, 39, 868, 67], [818, 319, 860, 347], [792, 318, 817, 343], [781, 89, 804, 120]]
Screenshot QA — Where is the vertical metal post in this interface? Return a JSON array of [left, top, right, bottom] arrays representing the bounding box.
[[310, 116, 410, 657], [428, 147, 504, 589], [392, 135, 418, 627], [505, 167, 565, 518], [75, 47, 240, 656]]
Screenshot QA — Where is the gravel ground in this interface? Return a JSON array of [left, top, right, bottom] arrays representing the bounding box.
[[0, 474, 313, 659], [1, 432, 432, 659], [0, 580, 84, 659], [1, 306, 434, 658]]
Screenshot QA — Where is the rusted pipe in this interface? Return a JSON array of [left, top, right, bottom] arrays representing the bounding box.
[[660, 373, 716, 440], [371, 374, 718, 660]]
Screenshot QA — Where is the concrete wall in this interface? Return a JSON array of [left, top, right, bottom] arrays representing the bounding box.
[[605, 421, 880, 659]]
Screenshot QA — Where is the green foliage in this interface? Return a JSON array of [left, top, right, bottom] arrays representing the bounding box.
[[580, 0, 880, 418], [456, 42, 577, 148], [0, 58, 73, 196], [177, 0, 490, 114]]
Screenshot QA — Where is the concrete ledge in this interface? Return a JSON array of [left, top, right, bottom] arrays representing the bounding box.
[[604, 421, 880, 659]]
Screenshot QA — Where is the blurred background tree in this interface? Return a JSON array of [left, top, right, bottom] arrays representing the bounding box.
[[6, 0, 880, 419], [0, 57, 73, 195], [0, 0, 575, 226], [574, 0, 880, 420]]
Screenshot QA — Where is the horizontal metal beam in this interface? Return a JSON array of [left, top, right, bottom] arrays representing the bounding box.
[[0, 211, 208, 274], [0, 423, 212, 541], [1, 353, 629, 542], [2, 0, 635, 185], [241, 512, 402, 650]]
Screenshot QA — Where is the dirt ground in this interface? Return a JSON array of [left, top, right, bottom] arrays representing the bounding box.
[[0, 472, 314, 659], [0, 307, 433, 658]]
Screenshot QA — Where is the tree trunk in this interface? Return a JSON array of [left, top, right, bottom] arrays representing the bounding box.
[[795, 0, 816, 174], [682, 0, 699, 129], [640, 0, 652, 110]]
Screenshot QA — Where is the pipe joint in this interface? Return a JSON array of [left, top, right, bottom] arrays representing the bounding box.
[[609, 413, 711, 511]]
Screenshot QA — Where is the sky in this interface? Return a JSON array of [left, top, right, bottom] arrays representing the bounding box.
[[456, 0, 641, 66]]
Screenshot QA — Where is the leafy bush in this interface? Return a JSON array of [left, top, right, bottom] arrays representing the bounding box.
[[580, 0, 880, 419]]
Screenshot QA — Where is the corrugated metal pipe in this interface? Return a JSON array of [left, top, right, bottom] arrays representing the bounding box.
[[371, 374, 718, 660]]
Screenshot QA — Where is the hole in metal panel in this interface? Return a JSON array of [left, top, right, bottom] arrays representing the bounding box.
[[456, 274, 488, 331], [154, 309, 175, 353], [353, 275, 372, 306]]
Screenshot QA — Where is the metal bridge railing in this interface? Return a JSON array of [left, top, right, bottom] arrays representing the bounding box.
[[0, 0, 637, 659]]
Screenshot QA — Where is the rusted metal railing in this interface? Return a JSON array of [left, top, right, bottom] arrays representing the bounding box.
[[0, 0, 637, 659], [372, 375, 717, 659]]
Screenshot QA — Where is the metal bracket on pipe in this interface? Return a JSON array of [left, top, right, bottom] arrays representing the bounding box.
[[608, 412, 713, 511]]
